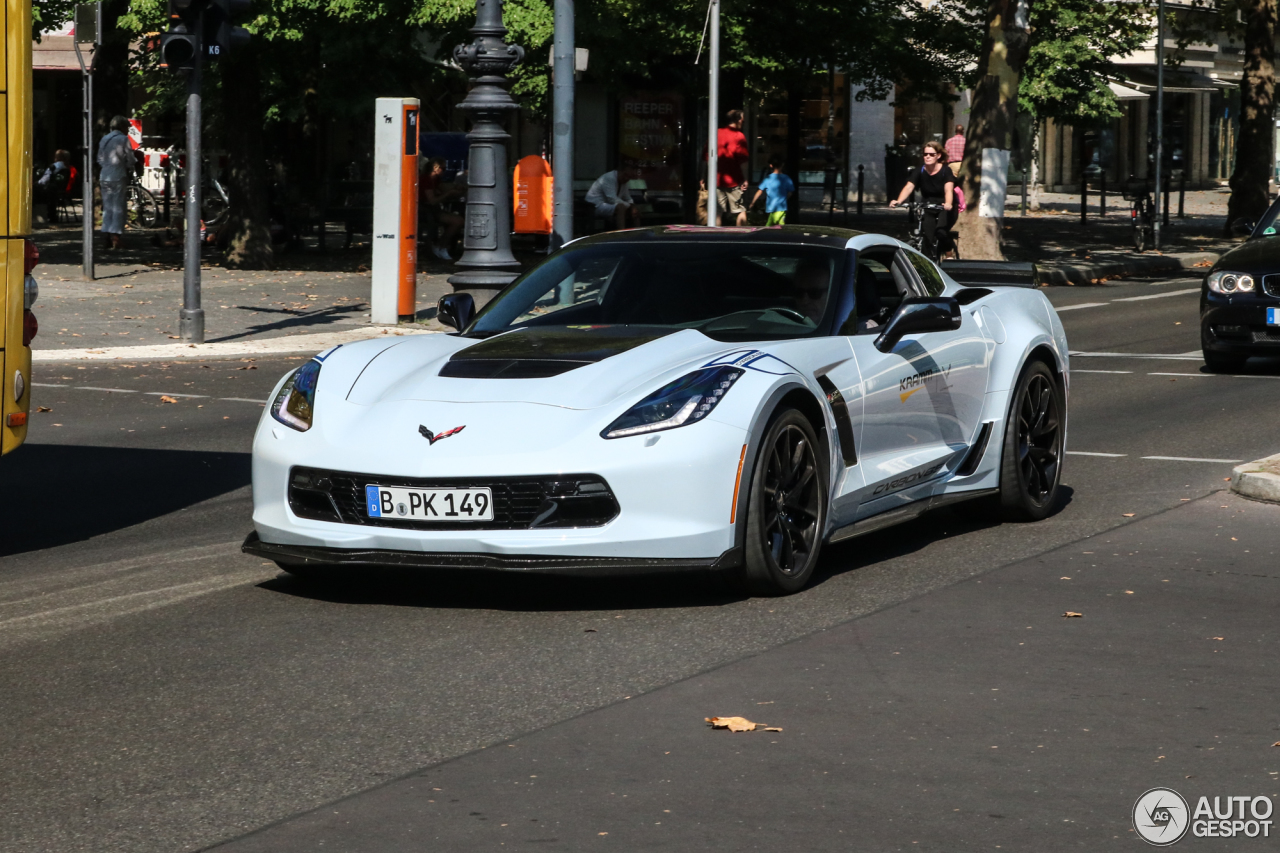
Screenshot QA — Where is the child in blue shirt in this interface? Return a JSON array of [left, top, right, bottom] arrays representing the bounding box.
[[751, 158, 795, 225]]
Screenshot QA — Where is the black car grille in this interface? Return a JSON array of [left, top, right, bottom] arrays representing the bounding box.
[[287, 467, 620, 530], [1263, 275, 1280, 298], [1251, 328, 1280, 344]]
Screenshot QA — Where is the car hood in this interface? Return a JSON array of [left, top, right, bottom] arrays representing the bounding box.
[[1215, 237, 1280, 275], [343, 326, 742, 410]]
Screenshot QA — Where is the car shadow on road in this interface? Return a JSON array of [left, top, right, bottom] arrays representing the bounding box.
[[0, 444, 251, 556], [257, 487, 1076, 611]]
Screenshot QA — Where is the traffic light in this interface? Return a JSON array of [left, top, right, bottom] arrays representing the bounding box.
[[160, 0, 204, 70], [204, 0, 252, 60]]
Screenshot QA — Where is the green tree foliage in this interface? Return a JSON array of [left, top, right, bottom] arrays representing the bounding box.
[[33, 0, 78, 38]]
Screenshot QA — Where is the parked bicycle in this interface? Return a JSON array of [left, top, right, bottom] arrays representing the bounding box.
[[126, 173, 160, 228]]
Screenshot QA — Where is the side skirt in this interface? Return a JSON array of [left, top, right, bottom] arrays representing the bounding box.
[[826, 488, 1000, 545]]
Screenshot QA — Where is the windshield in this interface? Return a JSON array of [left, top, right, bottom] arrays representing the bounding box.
[[467, 241, 847, 341]]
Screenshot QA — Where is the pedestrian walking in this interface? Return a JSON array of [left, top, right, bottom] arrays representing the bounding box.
[[710, 109, 750, 226], [97, 116, 133, 250], [944, 124, 965, 177], [750, 158, 795, 226], [585, 166, 640, 230]]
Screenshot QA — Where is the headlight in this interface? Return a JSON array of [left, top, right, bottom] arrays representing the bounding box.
[[1207, 271, 1255, 294], [271, 359, 323, 432], [602, 366, 744, 439]]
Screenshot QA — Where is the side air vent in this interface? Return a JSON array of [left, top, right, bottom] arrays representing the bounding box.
[[815, 375, 857, 466], [439, 359, 592, 379], [954, 421, 994, 477]]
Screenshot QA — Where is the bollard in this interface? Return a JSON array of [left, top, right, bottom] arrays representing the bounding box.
[[1163, 173, 1171, 226], [857, 164, 864, 216], [1021, 167, 1028, 216], [1081, 172, 1088, 224], [1100, 171, 1106, 217], [1178, 172, 1186, 218]]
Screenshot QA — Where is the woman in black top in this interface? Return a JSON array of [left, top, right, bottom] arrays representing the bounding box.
[[889, 140, 956, 259]]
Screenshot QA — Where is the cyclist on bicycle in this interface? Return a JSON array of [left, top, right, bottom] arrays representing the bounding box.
[[888, 140, 956, 259]]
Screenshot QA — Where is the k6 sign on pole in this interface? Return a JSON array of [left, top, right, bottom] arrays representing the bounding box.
[[372, 98, 420, 324]]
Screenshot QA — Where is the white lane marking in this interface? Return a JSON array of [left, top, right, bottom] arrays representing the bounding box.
[[1234, 374, 1280, 379], [220, 397, 267, 404], [1066, 451, 1128, 457], [75, 386, 138, 393], [1110, 288, 1201, 302], [1070, 369, 1133, 374], [1141, 455, 1243, 464], [1070, 351, 1202, 360], [1054, 302, 1109, 312], [32, 383, 68, 388], [1149, 372, 1209, 377], [144, 391, 208, 398]]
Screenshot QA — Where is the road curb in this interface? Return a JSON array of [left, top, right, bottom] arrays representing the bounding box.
[[1037, 252, 1218, 286], [31, 325, 437, 363], [1230, 453, 1280, 504]]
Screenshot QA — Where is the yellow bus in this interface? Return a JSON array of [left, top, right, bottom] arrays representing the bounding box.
[[2, 0, 36, 457]]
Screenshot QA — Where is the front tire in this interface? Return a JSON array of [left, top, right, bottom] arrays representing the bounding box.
[[995, 359, 1064, 521], [1203, 350, 1247, 374], [739, 408, 828, 596]]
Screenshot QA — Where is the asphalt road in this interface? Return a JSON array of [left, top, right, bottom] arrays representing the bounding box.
[[2, 274, 1277, 853]]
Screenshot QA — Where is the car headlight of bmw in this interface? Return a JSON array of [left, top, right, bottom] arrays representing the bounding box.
[[602, 366, 744, 439], [271, 358, 323, 432], [1207, 270, 1256, 294]]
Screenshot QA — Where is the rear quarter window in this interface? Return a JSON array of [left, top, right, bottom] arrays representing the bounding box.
[[906, 251, 946, 297]]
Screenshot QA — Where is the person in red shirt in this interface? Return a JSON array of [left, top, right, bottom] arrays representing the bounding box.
[[713, 109, 750, 226]]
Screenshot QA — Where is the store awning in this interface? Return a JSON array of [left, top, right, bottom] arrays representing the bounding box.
[[1119, 68, 1221, 93], [1108, 81, 1149, 101]]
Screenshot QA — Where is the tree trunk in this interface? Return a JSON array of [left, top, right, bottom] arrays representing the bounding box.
[[786, 84, 803, 214], [220, 44, 274, 269], [956, 0, 1033, 260], [1226, 0, 1276, 234]]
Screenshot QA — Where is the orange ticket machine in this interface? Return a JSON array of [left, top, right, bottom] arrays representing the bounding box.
[[513, 155, 553, 235], [372, 98, 420, 324]]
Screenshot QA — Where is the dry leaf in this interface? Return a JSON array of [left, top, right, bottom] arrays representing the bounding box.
[[1062, 611, 1083, 618], [1124, 590, 1134, 595], [1209, 637, 1224, 641], [36, 406, 51, 413], [763, 727, 783, 732], [706, 716, 763, 732], [1122, 513, 1135, 517], [159, 395, 179, 404]]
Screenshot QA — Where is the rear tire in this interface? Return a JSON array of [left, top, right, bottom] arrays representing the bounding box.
[[1203, 350, 1247, 374], [739, 408, 828, 596], [995, 359, 1065, 522], [1133, 222, 1146, 252]]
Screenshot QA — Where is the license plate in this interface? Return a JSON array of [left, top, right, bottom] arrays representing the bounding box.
[[1269, 307, 1280, 327], [365, 485, 494, 521]]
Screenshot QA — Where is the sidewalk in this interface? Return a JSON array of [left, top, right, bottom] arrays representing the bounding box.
[[210, 490, 1280, 851]]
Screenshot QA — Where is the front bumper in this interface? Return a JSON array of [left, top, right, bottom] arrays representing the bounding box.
[[1201, 291, 1280, 355], [243, 532, 742, 575]]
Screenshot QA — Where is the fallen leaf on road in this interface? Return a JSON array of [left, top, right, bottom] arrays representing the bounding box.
[[1124, 590, 1134, 594], [1273, 742, 1280, 748], [706, 716, 768, 732], [583, 628, 597, 633], [1209, 637, 1224, 641], [1060, 576, 1072, 580], [1231, 537, 1238, 541], [159, 396, 179, 404], [1122, 513, 1135, 517], [764, 727, 783, 732], [168, 335, 180, 339], [36, 406, 51, 413], [1063, 612, 1083, 618]]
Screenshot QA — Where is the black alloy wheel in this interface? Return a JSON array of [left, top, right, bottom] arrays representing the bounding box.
[[740, 408, 827, 595], [996, 360, 1064, 521]]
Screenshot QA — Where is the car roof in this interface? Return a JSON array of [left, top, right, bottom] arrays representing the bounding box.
[[567, 224, 867, 251]]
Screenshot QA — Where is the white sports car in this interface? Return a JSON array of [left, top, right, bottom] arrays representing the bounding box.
[[244, 226, 1068, 595]]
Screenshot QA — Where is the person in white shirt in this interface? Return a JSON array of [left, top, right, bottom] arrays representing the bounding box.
[[585, 166, 640, 230], [97, 116, 134, 250]]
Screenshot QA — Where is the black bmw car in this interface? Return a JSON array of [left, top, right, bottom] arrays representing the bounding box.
[[1202, 200, 1280, 372]]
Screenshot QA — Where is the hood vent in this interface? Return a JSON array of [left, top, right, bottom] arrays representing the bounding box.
[[439, 359, 591, 379]]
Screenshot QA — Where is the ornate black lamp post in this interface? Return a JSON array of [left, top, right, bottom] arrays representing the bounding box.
[[448, 0, 525, 301]]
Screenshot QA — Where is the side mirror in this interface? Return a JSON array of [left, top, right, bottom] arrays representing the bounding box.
[[1231, 218, 1256, 238], [874, 297, 962, 352], [437, 293, 476, 331]]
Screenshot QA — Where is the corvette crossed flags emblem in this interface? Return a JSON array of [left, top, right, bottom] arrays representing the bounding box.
[[419, 424, 465, 445]]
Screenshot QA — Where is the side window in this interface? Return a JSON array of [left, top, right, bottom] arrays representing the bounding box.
[[905, 249, 946, 297]]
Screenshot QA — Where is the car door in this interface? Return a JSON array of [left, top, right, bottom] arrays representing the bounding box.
[[848, 244, 992, 516]]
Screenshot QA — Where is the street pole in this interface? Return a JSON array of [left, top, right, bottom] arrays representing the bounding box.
[[707, 0, 720, 227], [1153, 0, 1165, 250], [181, 8, 205, 343], [73, 3, 99, 282], [551, 0, 574, 249], [448, 0, 525, 303]]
